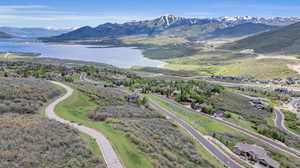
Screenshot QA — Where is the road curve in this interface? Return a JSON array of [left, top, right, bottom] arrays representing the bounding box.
[[149, 100, 243, 168], [274, 108, 300, 138], [46, 81, 124, 168], [155, 95, 300, 159]]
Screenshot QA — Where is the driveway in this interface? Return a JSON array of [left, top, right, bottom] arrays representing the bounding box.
[[46, 81, 124, 168]]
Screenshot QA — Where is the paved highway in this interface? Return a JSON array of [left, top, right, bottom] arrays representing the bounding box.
[[156, 95, 300, 158], [149, 100, 243, 168]]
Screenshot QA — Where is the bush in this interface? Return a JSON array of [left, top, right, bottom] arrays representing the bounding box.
[[202, 105, 213, 115], [0, 78, 62, 114], [0, 114, 104, 168]]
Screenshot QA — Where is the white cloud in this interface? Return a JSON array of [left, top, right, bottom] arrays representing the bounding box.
[[0, 5, 156, 26]]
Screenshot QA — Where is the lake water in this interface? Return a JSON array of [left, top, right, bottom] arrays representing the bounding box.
[[0, 39, 166, 68]]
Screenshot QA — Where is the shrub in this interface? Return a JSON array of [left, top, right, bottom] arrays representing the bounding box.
[[0, 114, 104, 168], [202, 105, 213, 115]]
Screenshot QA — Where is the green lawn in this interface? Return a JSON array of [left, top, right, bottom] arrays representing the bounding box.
[[55, 88, 154, 168]]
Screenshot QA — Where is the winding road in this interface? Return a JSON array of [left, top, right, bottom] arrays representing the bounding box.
[[274, 107, 300, 138], [201, 79, 300, 139], [155, 95, 300, 158], [46, 81, 124, 168]]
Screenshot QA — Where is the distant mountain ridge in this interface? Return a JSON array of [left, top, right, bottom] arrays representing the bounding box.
[[41, 15, 292, 42], [43, 15, 217, 41], [0, 27, 76, 38], [216, 16, 300, 25], [211, 23, 278, 38], [0, 31, 16, 38], [222, 22, 300, 55]]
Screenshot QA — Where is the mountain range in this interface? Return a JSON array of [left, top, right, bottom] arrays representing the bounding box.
[[0, 31, 16, 38], [216, 16, 300, 25], [222, 22, 300, 55], [41, 15, 283, 42], [0, 27, 76, 38]]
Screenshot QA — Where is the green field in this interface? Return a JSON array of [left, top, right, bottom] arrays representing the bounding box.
[[120, 35, 188, 46], [55, 89, 154, 168], [215, 58, 300, 79]]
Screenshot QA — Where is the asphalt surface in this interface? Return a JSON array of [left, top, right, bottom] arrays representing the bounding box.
[[274, 108, 300, 138], [232, 92, 300, 138], [46, 81, 124, 168], [286, 98, 300, 119], [156, 95, 300, 159], [149, 100, 243, 168]]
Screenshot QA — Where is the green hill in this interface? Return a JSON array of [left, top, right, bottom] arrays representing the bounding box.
[[211, 23, 278, 38], [159, 22, 228, 40], [223, 22, 300, 55]]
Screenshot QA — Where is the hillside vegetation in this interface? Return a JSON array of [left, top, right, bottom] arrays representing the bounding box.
[[0, 114, 104, 168], [211, 23, 278, 38], [223, 22, 300, 55], [76, 82, 220, 168], [0, 78, 62, 114], [0, 78, 105, 168]]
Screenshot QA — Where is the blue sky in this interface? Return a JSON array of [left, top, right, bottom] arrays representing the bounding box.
[[1, 0, 300, 28]]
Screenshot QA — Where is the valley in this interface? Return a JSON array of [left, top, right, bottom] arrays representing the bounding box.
[[2, 3, 300, 167]]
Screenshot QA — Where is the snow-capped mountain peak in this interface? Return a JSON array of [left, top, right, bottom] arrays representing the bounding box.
[[216, 16, 300, 25]]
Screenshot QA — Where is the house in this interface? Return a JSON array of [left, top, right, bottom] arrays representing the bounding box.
[[213, 109, 225, 118], [233, 143, 280, 168], [249, 99, 268, 110], [127, 93, 139, 103], [191, 103, 207, 111]]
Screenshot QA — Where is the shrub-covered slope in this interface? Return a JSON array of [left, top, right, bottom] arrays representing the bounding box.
[[0, 78, 61, 114], [223, 22, 300, 55], [0, 114, 104, 168], [77, 82, 216, 168]]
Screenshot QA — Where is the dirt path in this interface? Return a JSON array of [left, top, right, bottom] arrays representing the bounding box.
[[46, 81, 124, 168], [256, 55, 299, 60]]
